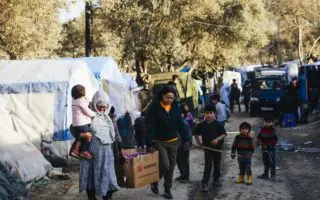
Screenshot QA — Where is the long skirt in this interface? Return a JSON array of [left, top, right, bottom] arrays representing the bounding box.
[[79, 137, 118, 196]]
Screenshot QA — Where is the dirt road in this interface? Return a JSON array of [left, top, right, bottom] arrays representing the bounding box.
[[30, 111, 320, 200]]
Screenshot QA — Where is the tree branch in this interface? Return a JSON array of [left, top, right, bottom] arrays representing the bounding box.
[[308, 36, 320, 58]]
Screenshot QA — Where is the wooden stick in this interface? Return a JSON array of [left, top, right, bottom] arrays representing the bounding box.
[[200, 145, 240, 157]]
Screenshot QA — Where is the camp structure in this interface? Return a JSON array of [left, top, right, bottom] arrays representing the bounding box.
[[0, 59, 99, 181], [151, 71, 199, 111], [73, 57, 140, 118]]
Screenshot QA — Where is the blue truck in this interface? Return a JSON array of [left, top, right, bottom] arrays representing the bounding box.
[[249, 68, 288, 117], [298, 62, 320, 104]]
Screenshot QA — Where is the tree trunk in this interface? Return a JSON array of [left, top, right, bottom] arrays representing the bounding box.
[[298, 26, 304, 64], [276, 20, 282, 64], [135, 57, 144, 86]]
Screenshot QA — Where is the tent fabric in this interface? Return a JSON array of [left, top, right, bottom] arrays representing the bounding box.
[[0, 162, 28, 200], [222, 71, 242, 91], [74, 57, 140, 118], [0, 82, 69, 141], [0, 59, 99, 172], [0, 126, 52, 182], [73, 57, 125, 88], [0, 59, 99, 143], [151, 72, 199, 110]]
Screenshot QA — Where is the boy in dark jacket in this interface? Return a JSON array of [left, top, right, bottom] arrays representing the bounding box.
[[231, 122, 255, 185], [257, 116, 278, 180], [194, 105, 227, 191]]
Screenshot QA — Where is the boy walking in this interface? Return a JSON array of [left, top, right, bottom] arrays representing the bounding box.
[[257, 116, 278, 180], [231, 122, 255, 185], [194, 105, 227, 191]]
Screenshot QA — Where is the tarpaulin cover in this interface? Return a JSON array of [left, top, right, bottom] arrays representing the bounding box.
[[0, 162, 28, 200], [0, 59, 99, 180], [151, 72, 199, 109], [0, 126, 51, 182], [74, 57, 139, 118]]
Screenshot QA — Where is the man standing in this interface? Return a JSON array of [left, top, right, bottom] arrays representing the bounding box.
[[229, 79, 241, 113], [242, 80, 252, 113]]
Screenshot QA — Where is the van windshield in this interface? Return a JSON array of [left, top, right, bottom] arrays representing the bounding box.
[[254, 79, 284, 90]]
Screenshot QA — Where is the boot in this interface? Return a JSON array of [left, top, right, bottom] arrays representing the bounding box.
[[246, 175, 253, 185], [164, 188, 173, 199], [150, 182, 159, 194], [235, 175, 244, 184], [257, 173, 268, 179], [86, 189, 97, 200]]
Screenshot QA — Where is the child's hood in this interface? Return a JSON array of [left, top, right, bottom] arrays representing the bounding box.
[[92, 90, 111, 114]]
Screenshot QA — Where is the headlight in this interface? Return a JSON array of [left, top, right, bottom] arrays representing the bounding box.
[[250, 97, 259, 101], [276, 97, 280, 102]]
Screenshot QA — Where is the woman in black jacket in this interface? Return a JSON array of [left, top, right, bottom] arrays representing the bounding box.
[[146, 86, 191, 199]]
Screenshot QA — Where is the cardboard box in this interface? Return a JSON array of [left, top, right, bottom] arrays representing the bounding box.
[[122, 150, 159, 188]]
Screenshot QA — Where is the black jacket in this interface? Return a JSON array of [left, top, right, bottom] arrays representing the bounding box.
[[230, 83, 240, 97], [145, 99, 190, 146]]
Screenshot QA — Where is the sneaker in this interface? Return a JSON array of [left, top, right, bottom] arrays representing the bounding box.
[[270, 174, 276, 181], [202, 183, 209, 192], [164, 188, 173, 199], [179, 178, 189, 183], [150, 183, 159, 194], [213, 179, 222, 187], [80, 151, 93, 159], [175, 176, 183, 181], [70, 149, 80, 159], [257, 173, 269, 179]]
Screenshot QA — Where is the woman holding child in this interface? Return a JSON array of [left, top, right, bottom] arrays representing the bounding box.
[[79, 90, 118, 200]]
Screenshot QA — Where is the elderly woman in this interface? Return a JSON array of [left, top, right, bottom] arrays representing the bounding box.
[[79, 90, 118, 200], [146, 86, 191, 199]]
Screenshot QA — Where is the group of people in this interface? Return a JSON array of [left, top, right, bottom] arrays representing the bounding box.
[[220, 78, 252, 114], [68, 77, 280, 200]]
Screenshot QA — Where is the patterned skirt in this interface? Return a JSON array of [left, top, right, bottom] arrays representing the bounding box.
[[79, 137, 118, 196]]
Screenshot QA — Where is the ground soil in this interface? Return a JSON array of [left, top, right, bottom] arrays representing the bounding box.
[[29, 109, 320, 200]]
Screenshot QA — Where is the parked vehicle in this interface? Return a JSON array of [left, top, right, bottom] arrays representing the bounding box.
[[298, 62, 320, 104], [249, 68, 287, 116]]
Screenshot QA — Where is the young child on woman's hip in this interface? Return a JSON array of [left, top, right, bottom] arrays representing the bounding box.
[[70, 84, 96, 159]]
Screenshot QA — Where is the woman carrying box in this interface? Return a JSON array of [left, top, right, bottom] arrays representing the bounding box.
[[146, 86, 191, 199]]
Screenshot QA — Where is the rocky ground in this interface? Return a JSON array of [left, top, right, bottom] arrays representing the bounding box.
[[29, 110, 320, 200]]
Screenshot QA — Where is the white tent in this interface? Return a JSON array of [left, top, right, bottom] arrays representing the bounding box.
[[73, 57, 140, 117], [223, 71, 242, 91], [0, 59, 99, 180]]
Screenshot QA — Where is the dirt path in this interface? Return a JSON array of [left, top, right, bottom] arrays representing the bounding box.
[[277, 122, 320, 200]]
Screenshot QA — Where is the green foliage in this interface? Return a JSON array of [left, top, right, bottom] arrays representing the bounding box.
[[0, 0, 64, 59]]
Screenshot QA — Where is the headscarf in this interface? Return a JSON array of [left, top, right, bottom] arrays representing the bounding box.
[[92, 90, 111, 114]]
